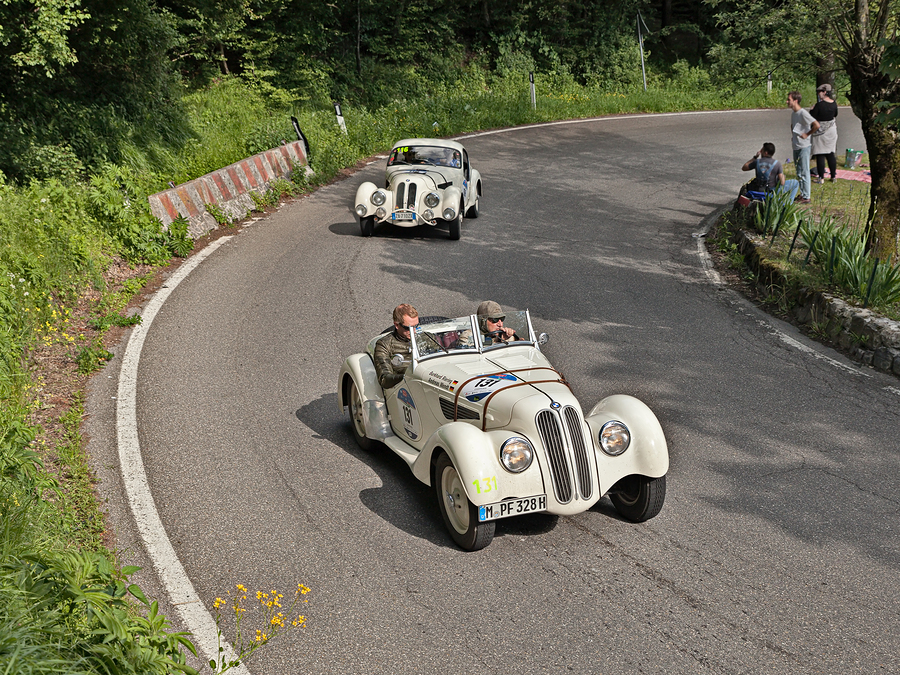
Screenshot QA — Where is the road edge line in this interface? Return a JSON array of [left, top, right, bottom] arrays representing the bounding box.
[[116, 235, 252, 675], [694, 206, 868, 377]]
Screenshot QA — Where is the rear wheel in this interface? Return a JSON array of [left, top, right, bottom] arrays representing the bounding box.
[[435, 452, 494, 550], [466, 193, 480, 218], [347, 380, 374, 451], [610, 475, 666, 522], [360, 216, 374, 237]]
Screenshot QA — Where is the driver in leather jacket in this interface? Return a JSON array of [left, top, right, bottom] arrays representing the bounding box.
[[374, 304, 419, 389]]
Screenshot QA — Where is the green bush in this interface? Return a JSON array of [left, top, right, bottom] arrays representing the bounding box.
[[801, 216, 900, 306]]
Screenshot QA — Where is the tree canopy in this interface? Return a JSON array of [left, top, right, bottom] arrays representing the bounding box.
[[1, 0, 898, 255]]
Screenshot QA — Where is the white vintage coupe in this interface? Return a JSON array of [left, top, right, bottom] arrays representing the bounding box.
[[353, 138, 482, 239], [338, 311, 669, 551]]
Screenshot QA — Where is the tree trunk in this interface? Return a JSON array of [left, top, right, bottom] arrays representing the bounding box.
[[861, 122, 900, 260], [816, 51, 835, 90], [218, 43, 230, 76], [660, 0, 673, 52], [842, 0, 899, 259], [356, 0, 362, 76]]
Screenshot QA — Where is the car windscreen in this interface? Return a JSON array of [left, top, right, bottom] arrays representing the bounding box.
[[414, 316, 477, 359], [478, 310, 532, 350], [388, 145, 461, 168]]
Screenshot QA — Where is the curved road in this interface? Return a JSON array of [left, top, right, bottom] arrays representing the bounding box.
[[88, 110, 900, 675]]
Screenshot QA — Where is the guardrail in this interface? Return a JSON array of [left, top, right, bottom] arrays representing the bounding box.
[[147, 140, 313, 238]]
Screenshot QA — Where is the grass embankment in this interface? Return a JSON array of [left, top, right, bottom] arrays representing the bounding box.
[[712, 153, 900, 337], [0, 72, 840, 672]]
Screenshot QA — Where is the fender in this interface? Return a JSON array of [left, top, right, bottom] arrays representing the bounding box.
[[585, 394, 669, 493], [439, 186, 462, 216], [470, 170, 483, 200], [412, 423, 545, 504], [354, 181, 382, 217], [338, 354, 391, 439]]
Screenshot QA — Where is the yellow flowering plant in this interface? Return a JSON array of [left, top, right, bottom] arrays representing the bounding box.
[[209, 582, 311, 673]]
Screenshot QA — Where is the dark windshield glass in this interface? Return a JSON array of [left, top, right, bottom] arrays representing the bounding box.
[[389, 145, 461, 168]]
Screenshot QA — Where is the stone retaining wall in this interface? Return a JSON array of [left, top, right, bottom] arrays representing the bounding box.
[[147, 140, 312, 239], [733, 228, 900, 377]]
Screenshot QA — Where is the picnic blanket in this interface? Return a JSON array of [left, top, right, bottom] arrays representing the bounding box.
[[835, 169, 871, 183]]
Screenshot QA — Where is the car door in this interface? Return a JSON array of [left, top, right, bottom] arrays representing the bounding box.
[[385, 375, 430, 450], [462, 149, 471, 207]]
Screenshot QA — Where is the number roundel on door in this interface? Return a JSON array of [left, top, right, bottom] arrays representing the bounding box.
[[397, 388, 421, 441]]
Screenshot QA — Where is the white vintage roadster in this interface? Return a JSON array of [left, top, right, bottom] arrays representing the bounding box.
[[337, 311, 669, 551], [353, 138, 482, 240]]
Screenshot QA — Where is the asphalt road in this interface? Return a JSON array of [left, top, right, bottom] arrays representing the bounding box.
[[87, 109, 900, 675]]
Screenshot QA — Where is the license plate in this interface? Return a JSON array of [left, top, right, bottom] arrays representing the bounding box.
[[393, 212, 415, 221], [478, 495, 547, 522]]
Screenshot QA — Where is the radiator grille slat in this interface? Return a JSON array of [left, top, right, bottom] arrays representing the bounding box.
[[536, 410, 573, 503], [407, 183, 417, 209], [396, 183, 405, 210], [564, 406, 593, 499]]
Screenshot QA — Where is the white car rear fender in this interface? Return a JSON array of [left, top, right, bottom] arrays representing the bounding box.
[[412, 423, 545, 502], [586, 394, 669, 490], [338, 354, 392, 439]]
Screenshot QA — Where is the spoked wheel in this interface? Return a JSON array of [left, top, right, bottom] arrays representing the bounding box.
[[360, 216, 375, 237], [347, 380, 373, 450], [434, 452, 494, 550], [610, 474, 666, 522]]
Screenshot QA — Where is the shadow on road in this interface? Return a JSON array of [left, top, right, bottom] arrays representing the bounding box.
[[295, 392, 562, 548], [328, 220, 455, 240]]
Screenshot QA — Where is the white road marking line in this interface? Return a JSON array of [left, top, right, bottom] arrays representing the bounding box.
[[694, 211, 869, 378], [455, 109, 758, 140], [116, 236, 251, 675]]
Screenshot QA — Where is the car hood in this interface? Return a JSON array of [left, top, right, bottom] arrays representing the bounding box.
[[416, 348, 577, 429]]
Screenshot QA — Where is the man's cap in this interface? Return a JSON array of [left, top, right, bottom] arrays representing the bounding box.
[[816, 83, 833, 94], [476, 300, 505, 320]]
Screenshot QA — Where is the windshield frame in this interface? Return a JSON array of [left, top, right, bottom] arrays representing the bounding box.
[[410, 316, 479, 364], [388, 145, 462, 169], [409, 311, 537, 367], [476, 309, 536, 352]]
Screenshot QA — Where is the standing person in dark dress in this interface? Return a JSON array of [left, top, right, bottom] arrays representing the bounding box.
[[810, 83, 839, 183]]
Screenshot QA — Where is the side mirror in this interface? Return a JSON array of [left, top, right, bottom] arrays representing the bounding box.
[[537, 332, 549, 346]]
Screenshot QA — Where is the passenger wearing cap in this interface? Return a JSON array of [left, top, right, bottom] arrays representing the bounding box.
[[476, 301, 522, 344], [810, 83, 839, 184]]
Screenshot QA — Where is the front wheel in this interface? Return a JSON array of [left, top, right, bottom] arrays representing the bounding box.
[[446, 209, 461, 241], [360, 216, 374, 237], [610, 474, 666, 522], [434, 453, 494, 550], [347, 380, 374, 451]]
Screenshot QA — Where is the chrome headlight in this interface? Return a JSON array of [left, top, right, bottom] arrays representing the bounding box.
[[599, 421, 630, 456], [375, 207, 386, 218], [422, 209, 434, 220], [424, 191, 440, 208], [355, 204, 367, 217], [500, 437, 534, 473], [442, 207, 456, 220], [371, 190, 386, 206]]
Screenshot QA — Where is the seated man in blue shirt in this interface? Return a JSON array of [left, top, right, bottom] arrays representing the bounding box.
[[741, 142, 799, 202]]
